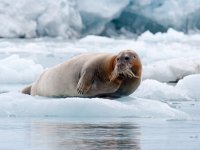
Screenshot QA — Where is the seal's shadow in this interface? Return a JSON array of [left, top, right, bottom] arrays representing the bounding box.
[[118, 96, 137, 102], [100, 95, 136, 102]]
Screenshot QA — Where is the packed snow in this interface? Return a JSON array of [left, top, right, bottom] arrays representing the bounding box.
[[0, 29, 199, 119], [143, 57, 200, 82], [0, 55, 43, 84], [176, 74, 200, 100], [133, 74, 200, 101], [1, 0, 200, 38]]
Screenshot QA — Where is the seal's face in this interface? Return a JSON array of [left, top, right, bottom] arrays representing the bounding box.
[[110, 50, 141, 81]]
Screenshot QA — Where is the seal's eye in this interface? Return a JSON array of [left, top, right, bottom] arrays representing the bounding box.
[[117, 58, 120, 61], [125, 56, 130, 61]]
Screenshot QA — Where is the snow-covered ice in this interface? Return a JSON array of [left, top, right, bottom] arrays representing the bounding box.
[[133, 74, 200, 101], [143, 57, 200, 82], [0, 55, 43, 84], [0, 92, 187, 118], [132, 79, 189, 101], [176, 74, 200, 100]]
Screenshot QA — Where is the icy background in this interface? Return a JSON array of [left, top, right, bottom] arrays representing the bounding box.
[[0, 0, 199, 120], [1, 2, 200, 150], [1, 0, 200, 38]]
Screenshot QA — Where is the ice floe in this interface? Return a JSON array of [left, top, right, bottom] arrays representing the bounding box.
[[0, 92, 187, 119]]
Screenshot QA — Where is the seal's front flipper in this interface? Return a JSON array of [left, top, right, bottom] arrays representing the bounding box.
[[77, 71, 94, 95]]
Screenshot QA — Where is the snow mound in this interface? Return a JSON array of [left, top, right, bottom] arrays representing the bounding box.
[[138, 28, 200, 43], [176, 74, 200, 100], [143, 57, 200, 82], [0, 55, 43, 84], [134, 75, 200, 101], [0, 92, 187, 119], [133, 79, 189, 101]]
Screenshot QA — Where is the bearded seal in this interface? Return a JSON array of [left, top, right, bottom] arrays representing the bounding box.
[[22, 50, 142, 98]]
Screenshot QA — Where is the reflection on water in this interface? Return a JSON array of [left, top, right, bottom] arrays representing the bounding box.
[[0, 118, 200, 150], [30, 121, 141, 150]]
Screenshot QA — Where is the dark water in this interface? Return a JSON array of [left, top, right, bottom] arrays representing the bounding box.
[[0, 118, 199, 150]]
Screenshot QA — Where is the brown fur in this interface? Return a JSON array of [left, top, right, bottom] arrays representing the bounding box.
[[98, 50, 142, 98], [21, 85, 31, 95]]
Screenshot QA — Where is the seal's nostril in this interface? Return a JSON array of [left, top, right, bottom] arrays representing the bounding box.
[[125, 56, 130, 61]]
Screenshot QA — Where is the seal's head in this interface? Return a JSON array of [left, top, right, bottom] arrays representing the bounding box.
[[110, 50, 142, 81]]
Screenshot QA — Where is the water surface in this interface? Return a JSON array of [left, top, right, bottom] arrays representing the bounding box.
[[0, 118, 199, 150]]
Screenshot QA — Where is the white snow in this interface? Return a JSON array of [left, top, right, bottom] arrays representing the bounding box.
[[133, 79, 190, 101], [0, 55, 43, 84], [176, 74, 200, 100], [133, 74, 200, 101], [143, 57, 200, 82]]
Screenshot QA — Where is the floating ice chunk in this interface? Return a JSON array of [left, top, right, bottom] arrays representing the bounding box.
[[0, 55, 43, 84], [0, 92, 187, 119], [143, 57, 200, 82], [133, 79, 189, 101], [176, 74, 200, 100], [134, 75, 200, 101]]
